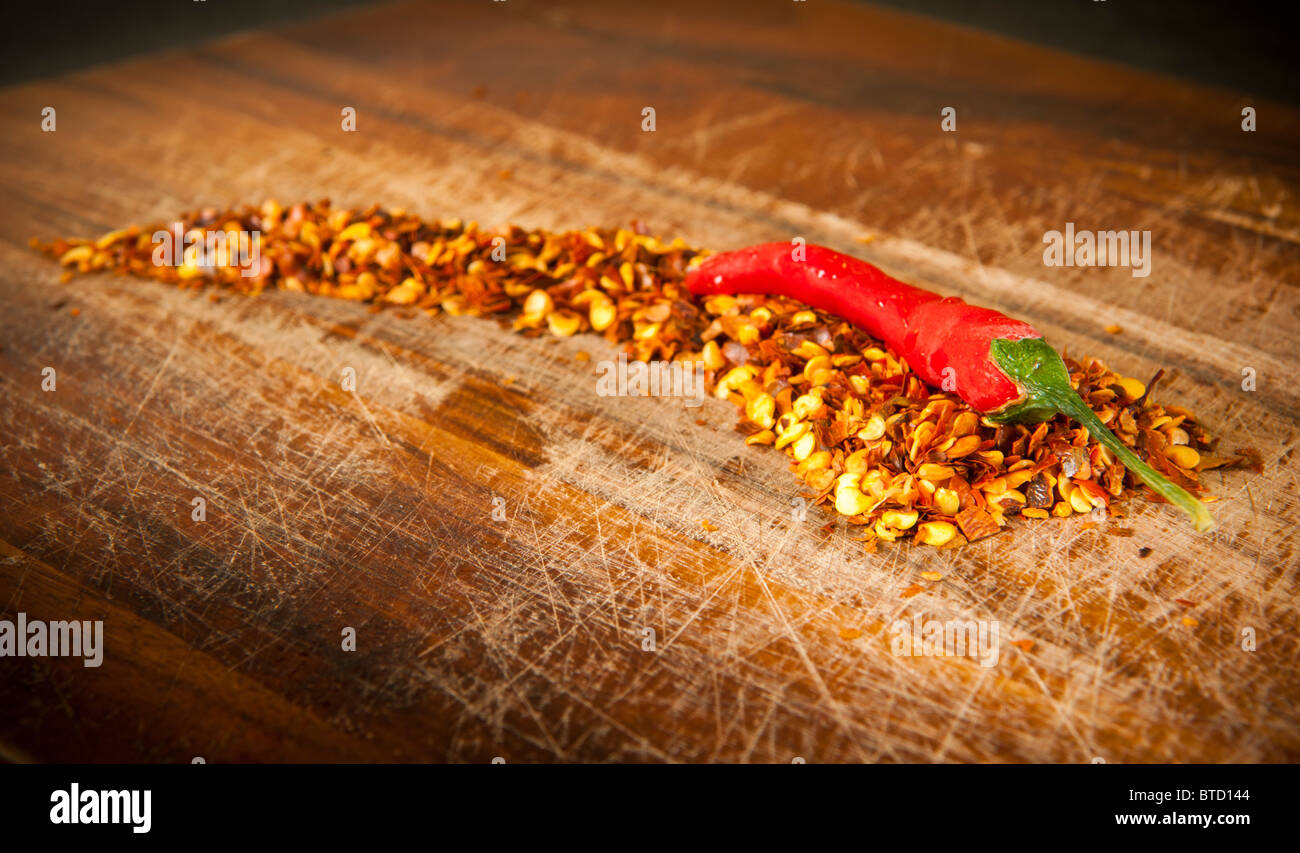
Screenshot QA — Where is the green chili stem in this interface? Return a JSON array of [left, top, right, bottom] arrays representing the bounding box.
[[989, 338, 1215, 533]]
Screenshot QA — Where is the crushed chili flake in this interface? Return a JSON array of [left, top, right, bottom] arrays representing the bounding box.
[[900, 583, 926, 598], [838, 627, 863, 640], [35, 199, 1250, 547], [956, 507, 1000, 542], [1010, 639, 1035, 652]]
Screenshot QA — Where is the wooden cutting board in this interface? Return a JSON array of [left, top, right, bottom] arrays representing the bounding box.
[[1, 0, 1296, 763]]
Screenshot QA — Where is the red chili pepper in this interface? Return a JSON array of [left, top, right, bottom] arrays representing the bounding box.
[[687, 242, 1214, 532]]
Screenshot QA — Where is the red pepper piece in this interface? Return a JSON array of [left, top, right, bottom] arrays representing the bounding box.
[[687, 242, 1214, 532]]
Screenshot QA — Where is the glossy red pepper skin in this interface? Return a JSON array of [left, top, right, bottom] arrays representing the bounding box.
[[685, 243, 1039, 413]]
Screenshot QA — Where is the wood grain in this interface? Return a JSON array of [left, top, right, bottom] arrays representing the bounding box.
[[1, 0, 1296, 763]]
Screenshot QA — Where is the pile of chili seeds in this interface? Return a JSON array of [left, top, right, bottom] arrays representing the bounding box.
[[36, 200, 1248, 548]]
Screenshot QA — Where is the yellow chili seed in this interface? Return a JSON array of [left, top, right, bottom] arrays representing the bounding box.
[[523, 289, 553, 316], [94, 228, 133, 249], [858, 413, 886, 441], [934, 488, 960, 516], [809, 367, 835, 386], [1052, 501, 1073, 518], [917, 463, 955, 481], [745, 430, 775, 446], [845, 448, 870, 475], [1116, 376, 1146, 401], [951, 412, 980, 436], [1167, 446, 1200, 469], [701, 339, 726, 370], [336, 222, 372, 242], [793, 391, 823, 419], [60, 245, 93, 265], [796, 451, 832, 475], [945, 434, 981, 458], [746, 393, 776, 429], [834, 475, 874, 516], [382, 277, 424, 304], [704, 294, 738, 315], [873, 521, 899, 542], [1004, 469, 1034, 489], [915, 521, 957, 547], [805, 469, 836, 491], [791, 431, 817, 462], [880, 509, 918, 530], [547, 311, 582, 337], [803, 355, 832, 382], [774, 421, 806, 452], [1069, 490, 1094, 514], [909, 422, 936, 461], [716, 365, 759, 398], [794, 341, 829, 360], [589, 300, 617, 331], [863, 469, 888, 497]]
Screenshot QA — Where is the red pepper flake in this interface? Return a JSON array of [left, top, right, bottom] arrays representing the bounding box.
[[1181, 616, 1199, 627], [955, 506, 1000, 542], [919, 571, 943, 581], [700, 520, 719, 532], [1235, 447, 1264, 475], [1175, 598, 1197, 608], [1010, 639, 1035, 652], [838, 627, 863, 640], [901, 583, 925, 598]]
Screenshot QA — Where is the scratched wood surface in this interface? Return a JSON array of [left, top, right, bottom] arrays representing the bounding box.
[[1, 0, 1297, 763]]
